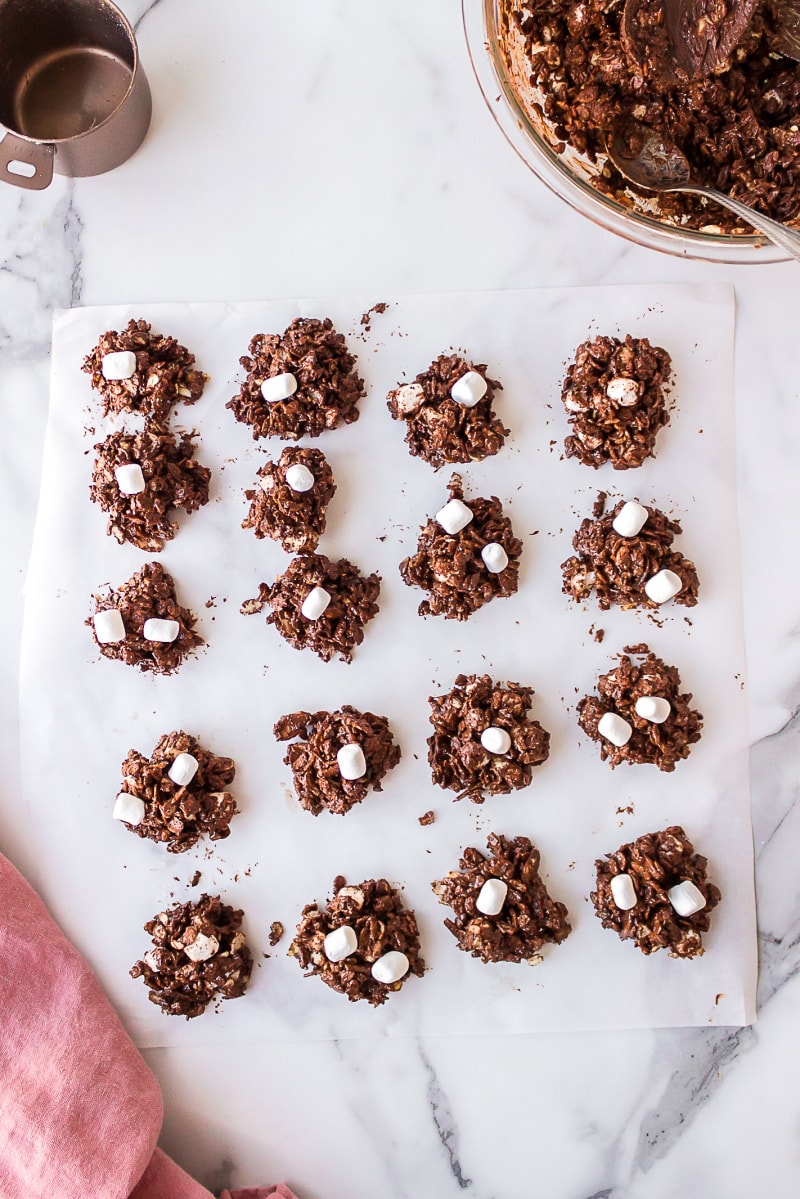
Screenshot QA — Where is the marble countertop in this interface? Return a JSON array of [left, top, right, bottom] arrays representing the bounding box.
[[2, 2, 799, 1196]]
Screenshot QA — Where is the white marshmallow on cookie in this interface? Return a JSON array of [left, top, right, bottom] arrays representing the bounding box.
[[480, 727, 511, 755], [668, 880, 707, 917], [168, 753, 199, 787], [475, 878, 508, 916], [261, 372, 298, 403], [285, 463, 315, 493], [450, 370, 487, 408], [644, 569, 683, 604], [435, 498, 473, 535], [597, 711, 632, 747], [481, 542, 509, 573], [93, 609, 126, 644], [183, 933, 220, 962], [610, 873, 637, 911], [301, 586, 331, 621], [606, 377, 639, 406], [635, 696, 672, 723], [115, 463, 146, 495], [324, 925, 358, 963], [612, 501, 648, 538], [101, 350, 137, 380], [371, 950, 409, 984], [113, 791, 145, 826], [337, 743, 367, 781], [143, 618, 180, 643]]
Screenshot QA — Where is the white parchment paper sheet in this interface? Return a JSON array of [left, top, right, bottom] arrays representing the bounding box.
[[20, 285, 755, 1048]]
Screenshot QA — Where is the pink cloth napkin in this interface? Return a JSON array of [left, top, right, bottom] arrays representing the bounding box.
[[0, 852, 298, 1199]]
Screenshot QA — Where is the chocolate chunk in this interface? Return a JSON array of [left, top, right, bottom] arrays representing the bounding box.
[[399, 473, 522, 621], [130, 894, 253, 1018], [561, 335, 672, 470], [88, 561, 204, 674], [90, 428, 210, 552], [226, 317, 365, 440], [274, 706, 401, 815], [427, 673, 550, 803], [117, 731, 237, 852], [501, 0, 800, 229], [82, 319, 205, 423], [242, 447, 336, 553], [577, 645, 703, 770], [289, 877, 425, 1005], [561, 493, 699, 611], [386, 354, 508, 468], [244, 553, 380, 664], [418, 810, 436, 826], [432, 833, 571, 964], [591, 825, 721, 957], [622, 0, 758, 84]]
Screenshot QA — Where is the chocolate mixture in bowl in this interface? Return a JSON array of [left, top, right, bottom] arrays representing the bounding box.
[[500, 0, 800, 231]]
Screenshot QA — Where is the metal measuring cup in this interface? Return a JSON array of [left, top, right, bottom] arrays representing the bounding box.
[[0, 0, 151, 190]]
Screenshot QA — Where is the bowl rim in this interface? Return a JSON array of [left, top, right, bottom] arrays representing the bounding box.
[[462, 0, 789, 265]]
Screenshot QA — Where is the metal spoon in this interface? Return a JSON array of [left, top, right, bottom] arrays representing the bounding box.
[[606, 122, 800, 261]]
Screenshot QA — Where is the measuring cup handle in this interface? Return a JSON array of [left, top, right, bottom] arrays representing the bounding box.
[[0, 131, 54, 190]]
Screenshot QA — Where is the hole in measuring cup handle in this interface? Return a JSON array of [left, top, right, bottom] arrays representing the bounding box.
[[0, 131, 54, 190]]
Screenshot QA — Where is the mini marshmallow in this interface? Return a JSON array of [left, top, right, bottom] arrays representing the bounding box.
[[450, 370, 487, 408], [143, 618, 180, 643], [480, 726, 512, 755], [436, 498, 473, 535], [606, 376, 639, 406], [597, 711, 633, 747], [612, 501, 649, 539], [113, 791, 145, 826], [115, 463, 146, 495], [183, 933, 219, 962], [644, 569, 683, 604], [285, 463, 315, 493], [301, 586, 331, 621], [635, 696, 672, 724], [371, 950, 410, 985], [93, 608, 126, 644], [324, 924, 358, 963], [168, 752, 199, 787], [337, 742, 367, 781], [475, 878, 508, 916], [481, 542, 509, 573], [101, 350, 137, 380], [261, 372, 298, 403], [668, 879, 707, 917], [610, 873, 637, 911], [392, 382, 425, 416]]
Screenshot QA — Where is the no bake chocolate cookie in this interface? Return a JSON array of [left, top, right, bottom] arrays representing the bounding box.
[[90, 428, 211, 552], [241, 552, 380, 664], [577, 644, 702, 771], [399, 473, 522, 620], [115, 731, 237, 852], [561, 335, 672, 470], [88, 561, 203, 674], [130, 893, 253, 1018], [289, 876, 424, 1006], [432, 833, 571, 964], [427, 673, 550, 803], [591, 826, 721, 958], [561, 493, 699, 611], [226, 317, 365, 440], [274, 706, 401, 816], [386, 353, 508, 469], [242, 446, 336, 553], [82, 319, 205, 423]]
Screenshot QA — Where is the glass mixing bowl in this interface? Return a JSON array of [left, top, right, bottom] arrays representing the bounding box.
[[462, 0, 790, 264]]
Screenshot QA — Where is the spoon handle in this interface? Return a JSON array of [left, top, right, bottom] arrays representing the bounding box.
[[689, 186, 800, 263]]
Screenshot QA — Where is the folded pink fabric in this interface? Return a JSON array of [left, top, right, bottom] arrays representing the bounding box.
[[0, 852, 297, 1199]]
